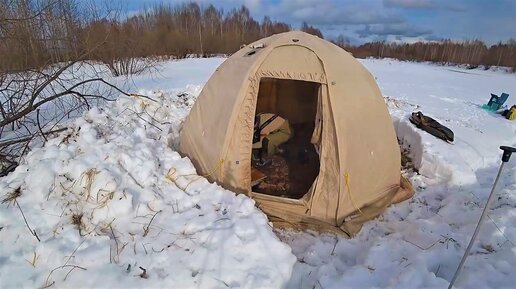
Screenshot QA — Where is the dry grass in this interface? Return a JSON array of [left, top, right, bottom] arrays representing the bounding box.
[[43, 239, 87, 288], [25, 251, 39, 267], [82, 168, 98, 200], [1, 187, 41, 242], [1, 187, 22, 205], [143, 210, 162, 237], [399, 143, 418, 174], [71, 213, 84, 236]]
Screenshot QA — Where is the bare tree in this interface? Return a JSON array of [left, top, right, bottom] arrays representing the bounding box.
[[0, 0, 132, 176], [301, 22, 323, 38], [0, 57, 136, 176]]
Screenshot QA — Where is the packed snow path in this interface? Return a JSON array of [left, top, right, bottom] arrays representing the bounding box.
[[1, 58, 515, 289]]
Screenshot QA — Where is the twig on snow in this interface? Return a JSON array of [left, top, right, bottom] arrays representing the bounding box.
[[402, 237, 442, 250], [14, 198, 41, 242], [139, 266, 148, 279], [64, 265, 86, 281], [143, 210, 162, 237], [43, 240, 86, 287], [331, 236, 338, 255], [128, 93, 157, 103], [118, 161, 144, 188], [109, 224, 120, 264], [25, 251, 39, 267]]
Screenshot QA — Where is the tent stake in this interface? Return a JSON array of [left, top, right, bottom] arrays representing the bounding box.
[[447, 146, 516, 289]]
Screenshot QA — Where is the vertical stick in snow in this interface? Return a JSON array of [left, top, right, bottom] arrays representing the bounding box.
[[448, 146, 516, 289]]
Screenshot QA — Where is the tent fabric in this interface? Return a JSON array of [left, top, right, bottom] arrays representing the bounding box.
[[256, 79, 319, 124], [179, 31, 414, 235]]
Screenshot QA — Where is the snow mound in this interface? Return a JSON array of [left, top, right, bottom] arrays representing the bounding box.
[[0, 88, 295, 289]]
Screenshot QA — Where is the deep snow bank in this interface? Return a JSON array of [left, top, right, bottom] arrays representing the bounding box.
[[0, 88, 295, 289]]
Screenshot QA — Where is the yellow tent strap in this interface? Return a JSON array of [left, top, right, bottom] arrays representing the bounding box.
[[165, 159, 225, 191], [344, 172, 365, 216]]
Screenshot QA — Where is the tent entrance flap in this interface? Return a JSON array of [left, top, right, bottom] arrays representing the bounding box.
[[251, 78, 320, 199]]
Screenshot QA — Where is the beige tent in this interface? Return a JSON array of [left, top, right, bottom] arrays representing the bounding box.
[[179, 31, 413, 236]]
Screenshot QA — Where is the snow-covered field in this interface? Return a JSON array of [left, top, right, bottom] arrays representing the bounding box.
[[283, 59, 516, 289], [1, 57, 515, 289]]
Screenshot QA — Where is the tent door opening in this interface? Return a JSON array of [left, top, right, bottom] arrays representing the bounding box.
[[251, 78, 321, 199]]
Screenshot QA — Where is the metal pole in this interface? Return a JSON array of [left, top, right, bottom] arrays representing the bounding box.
[[447, 162, 505, 289], [448, 146, 515, 289]]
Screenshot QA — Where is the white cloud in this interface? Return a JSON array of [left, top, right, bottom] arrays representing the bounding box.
[[384, 0, 466, 12], [384, 0, 434, 9], [357, 23, 433, 38], [266, 0, 404, 25], [118, 0, 516, 45]]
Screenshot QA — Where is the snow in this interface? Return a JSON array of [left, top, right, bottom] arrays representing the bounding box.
[[0, 58, 223, 158], [0, 78, 294, 288], [1, 57, 516, 289], [281, 59, 516, 289], [115, 58, 224, 92]]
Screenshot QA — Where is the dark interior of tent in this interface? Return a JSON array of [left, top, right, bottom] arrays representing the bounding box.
[[251, 78, 320, 199]]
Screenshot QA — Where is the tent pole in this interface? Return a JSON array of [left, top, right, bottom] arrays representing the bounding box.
[[447, 146, 515, 289]]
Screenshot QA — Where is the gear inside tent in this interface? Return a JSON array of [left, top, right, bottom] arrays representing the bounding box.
[[179, 31, 414, 236]]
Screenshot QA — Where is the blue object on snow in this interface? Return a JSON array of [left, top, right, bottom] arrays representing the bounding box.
[[482, 93, 509, 111]]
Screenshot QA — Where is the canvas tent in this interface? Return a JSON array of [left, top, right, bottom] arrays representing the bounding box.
[[179, 31, 414, 235]]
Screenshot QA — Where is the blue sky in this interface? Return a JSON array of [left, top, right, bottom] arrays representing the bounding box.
[[118, 0, 516, 44]]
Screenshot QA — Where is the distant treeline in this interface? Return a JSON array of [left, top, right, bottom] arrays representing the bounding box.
[[336, 39, 516, 71], [1, 0, 515, 73], [0, 1, 296, 73], [87, 4, 294, 62]]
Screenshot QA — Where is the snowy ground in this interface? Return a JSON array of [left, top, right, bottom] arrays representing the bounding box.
[[1, 57, 515, 289], [282, 59, 516, 289], [0, 58, 294, 289]]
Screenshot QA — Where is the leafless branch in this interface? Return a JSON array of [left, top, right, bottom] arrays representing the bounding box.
[[14, 199, 41, 242], [0, 1, 58, 23], [0, 127, 67, 148]]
